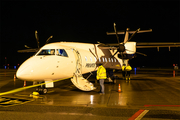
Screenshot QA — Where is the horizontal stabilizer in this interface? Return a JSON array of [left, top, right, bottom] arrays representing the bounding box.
[[107, 29, 152, 35]]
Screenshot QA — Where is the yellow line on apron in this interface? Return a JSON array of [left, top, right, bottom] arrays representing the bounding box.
[[0, 77, 70, 96]]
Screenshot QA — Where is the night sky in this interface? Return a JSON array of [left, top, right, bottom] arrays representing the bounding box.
[[0, 1, 180, 68]]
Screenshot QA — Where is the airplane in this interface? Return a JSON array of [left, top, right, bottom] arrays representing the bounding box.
[[16, 23, 180, 94]]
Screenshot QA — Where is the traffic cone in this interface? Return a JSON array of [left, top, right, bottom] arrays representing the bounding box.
[[23, 81, 26, 87], [173, 70, 175, 77], [14, 74, 16, 79], [118, 84, 121, 92]]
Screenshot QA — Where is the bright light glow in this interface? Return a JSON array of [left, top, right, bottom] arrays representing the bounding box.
[[90, 95, 94, 104], [134, 68, 137, 75]]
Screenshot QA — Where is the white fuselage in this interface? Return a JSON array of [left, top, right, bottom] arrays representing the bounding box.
[[16, 42, 134, 82]]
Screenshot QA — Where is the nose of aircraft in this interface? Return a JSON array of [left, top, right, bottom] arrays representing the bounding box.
[[16, 65, 33, 80]]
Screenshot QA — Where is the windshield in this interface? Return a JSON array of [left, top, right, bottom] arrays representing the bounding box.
[[37, 49, 55, 55], [37, 49, 68, 57], [56, 49, 68, 57]]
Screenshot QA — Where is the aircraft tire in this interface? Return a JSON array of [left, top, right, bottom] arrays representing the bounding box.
[[36, 87, 40, 92], [38, 88, 43, 94], [43, 88, 48, 94]]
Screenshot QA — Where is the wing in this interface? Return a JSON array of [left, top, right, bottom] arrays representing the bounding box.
[[98, 42, 180, 50], [97, 43, 119, 49], [136, 42, 180, 48], [136, 42, 180, 51], [106, 29, 152, 35]]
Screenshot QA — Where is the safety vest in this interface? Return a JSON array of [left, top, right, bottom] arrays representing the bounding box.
[[122, 66, 126, 71], [96, 65, 107, 80], [126, 65, 132, 71]]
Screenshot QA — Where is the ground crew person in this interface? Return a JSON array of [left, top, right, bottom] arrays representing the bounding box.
[[126, 64, 132, 80], [121, 64, 126, 79], [96, 63, 107, 94]]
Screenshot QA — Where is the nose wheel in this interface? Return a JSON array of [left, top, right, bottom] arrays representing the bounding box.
[[36, 85, 48, 94]]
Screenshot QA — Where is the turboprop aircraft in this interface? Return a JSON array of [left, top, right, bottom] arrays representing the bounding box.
[[16, 23, 180, 94]]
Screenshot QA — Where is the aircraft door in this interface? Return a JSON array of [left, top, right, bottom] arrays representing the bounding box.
[[72, 49, 82, 76], [71, 49, 95, 91]]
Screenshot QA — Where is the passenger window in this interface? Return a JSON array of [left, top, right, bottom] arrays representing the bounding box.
[[85, 56, 87, 61], [90, 57, 92, 62], [56, 49, 68, 57], [105, 58, 107, 62], [94, 57, 97, 62], [38, 49, 55, 55]]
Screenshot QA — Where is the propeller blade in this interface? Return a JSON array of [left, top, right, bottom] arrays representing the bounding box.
[[136, 52, 147, 56], [121, 52, 125, 64], [46, 36, 53, 44], [113, 23, 120, 45], [124, 28, 140, 44], [89, 48, 97, 59], [24, 45, 31, 48], [35, 30, 40, 49], [111, 50, 119, 58], [126, 49, 147, 56], [94, 44, 99, 59]]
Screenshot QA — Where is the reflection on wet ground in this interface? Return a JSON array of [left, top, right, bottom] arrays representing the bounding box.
[[0, 69, 180, 119]]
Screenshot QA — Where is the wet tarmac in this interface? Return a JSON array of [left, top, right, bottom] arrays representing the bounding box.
[[0, 68, 180, 120]]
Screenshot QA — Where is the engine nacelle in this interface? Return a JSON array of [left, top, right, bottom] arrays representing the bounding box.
[[124, 42, 136, 54]]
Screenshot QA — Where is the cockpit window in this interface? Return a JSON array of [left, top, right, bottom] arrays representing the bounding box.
[[37, 49, 55, 55], [56, 49, 68, 57]]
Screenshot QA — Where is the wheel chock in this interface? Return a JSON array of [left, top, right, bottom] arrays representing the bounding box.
[[32, 92, 39, 96]]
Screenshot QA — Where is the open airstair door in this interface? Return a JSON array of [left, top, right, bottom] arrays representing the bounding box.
[[71, 49, 96, 91]]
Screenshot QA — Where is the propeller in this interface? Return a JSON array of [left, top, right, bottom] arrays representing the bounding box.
[[33, 30, 53, 49], [18, 31, 53, 53], [112, 23, 141, 58]]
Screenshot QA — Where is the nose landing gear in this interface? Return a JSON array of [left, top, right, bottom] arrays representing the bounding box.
[[35, 83, 48, 95]]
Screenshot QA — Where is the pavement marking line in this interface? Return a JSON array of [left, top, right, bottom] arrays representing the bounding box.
[[0, 77, 70, 96], [144, 105, 180, 107], [135, 110, 149, 120], [0, 96, 34, 107], [128, 109, 149, 120]]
